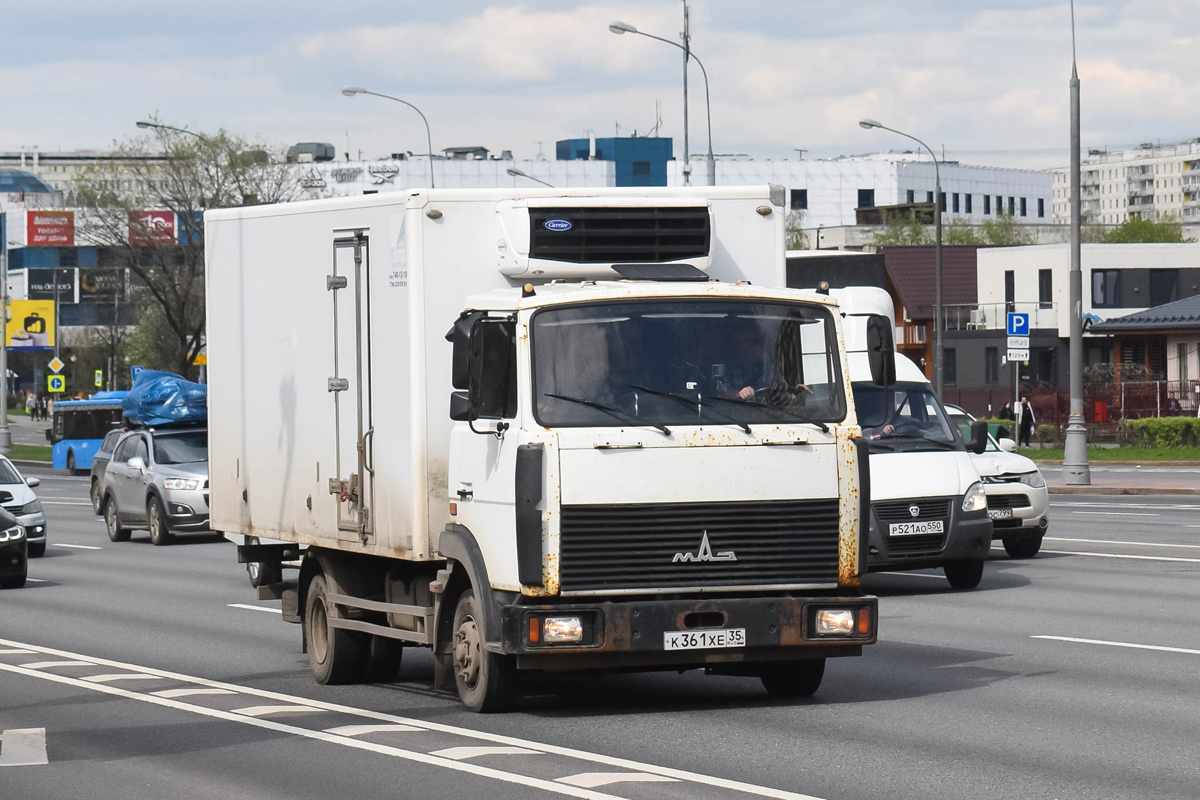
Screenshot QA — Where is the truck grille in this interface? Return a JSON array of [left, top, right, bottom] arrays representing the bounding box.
[[529, 207, 710, 264], [875, 499, 951, 558], [987, 494, 1030, 510], [558, 499, 840, 593], [874, 499, 952, 523]]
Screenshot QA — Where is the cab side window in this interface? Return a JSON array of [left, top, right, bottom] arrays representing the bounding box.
[[114, 437, 136, 463], [132, 437, 150, 463]]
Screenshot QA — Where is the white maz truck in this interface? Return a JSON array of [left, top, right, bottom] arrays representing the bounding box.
[[205, 186, 890, 711]]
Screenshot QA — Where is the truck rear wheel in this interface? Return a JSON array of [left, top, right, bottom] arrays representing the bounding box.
[[452, 590, 515, 712], [1003, 534, 1043, 559], [305, 574, 365, 685], [361, 637, 404, 683], [944, 558, 985, 589], [760, 658, 825, 698]]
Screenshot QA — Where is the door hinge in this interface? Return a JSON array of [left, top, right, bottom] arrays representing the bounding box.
[[327, 275, 348, 290], [328, 377, 349, 392]]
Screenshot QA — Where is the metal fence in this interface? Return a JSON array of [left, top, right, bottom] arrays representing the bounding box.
[[945, 379, 1200, 431]]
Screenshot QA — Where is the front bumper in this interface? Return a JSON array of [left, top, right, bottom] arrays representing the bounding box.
[[867, 497, 993, 571], [0, 538, 27, 579], [15, 513, 46, 544], [497, 595, 877, 672], [161, 488, 210, 531], [985, 486, 1050, 538]]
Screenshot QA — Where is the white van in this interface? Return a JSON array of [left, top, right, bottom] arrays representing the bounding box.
[[830, 287, 993, 589]]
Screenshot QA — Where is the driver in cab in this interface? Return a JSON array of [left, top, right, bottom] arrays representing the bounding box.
[[720, 321, 809, 404]]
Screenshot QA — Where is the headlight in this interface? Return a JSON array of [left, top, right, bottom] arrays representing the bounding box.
[[0, 525, 25, 542], [15, 499, 42, 515], [163, 479, 200, 490], [815, 609, 856, 635], [1018, 471, 1047, 489], [962, 482, 988, 513], [542, 616, 584, 644]]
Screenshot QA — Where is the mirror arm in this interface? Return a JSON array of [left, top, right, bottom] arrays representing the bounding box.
[[469, 419, 509, 439]]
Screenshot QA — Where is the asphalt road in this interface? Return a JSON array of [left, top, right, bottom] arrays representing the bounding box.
[[3, 466, 1199, 800]]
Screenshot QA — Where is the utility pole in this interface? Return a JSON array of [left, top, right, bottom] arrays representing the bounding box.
[[0, 210, 10, 454], [1063, 0, 1091, 484], [680, 1, 691, 186]]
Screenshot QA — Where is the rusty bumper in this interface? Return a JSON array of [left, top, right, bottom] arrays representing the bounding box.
[[499, 595, 877, 672]]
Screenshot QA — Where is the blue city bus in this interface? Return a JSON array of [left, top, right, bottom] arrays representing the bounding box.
[[49, 392, 128, 472]]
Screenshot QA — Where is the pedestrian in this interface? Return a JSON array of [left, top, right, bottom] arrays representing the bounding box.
[[38, 395, 48, 421], [1017, 395, 1035, 448], [1166, 394, 1182, 416], [25, 393, 35, 418], [997, 402, 1016, 441]]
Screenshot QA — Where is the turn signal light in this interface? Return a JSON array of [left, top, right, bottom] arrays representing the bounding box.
[[528, 617, 540, 644], [858, 608, 871, 635]]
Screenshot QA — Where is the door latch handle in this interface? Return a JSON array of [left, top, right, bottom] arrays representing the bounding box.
[[328, 378, 349, 392], [457, 488, 473, 501]]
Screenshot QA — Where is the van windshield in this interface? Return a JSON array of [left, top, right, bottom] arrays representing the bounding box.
[[852, 382, 959, 450], [532, 299, 846, 429]]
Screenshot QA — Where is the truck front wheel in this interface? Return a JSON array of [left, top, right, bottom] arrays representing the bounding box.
[[760, 658, 825, 698], [305, 574, 365, 685], [452, 590, 515, 713], [944, 558, 986, 589]]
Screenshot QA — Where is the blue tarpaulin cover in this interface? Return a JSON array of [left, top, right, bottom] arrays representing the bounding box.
[[122, 370, 207, 427]]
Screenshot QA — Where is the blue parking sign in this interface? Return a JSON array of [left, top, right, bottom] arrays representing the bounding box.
[[1006, 313, 1029, 336], [131, 365, 145, 382]]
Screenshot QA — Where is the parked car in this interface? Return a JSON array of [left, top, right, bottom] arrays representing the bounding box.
[[101, 427, 210, 546], [944, 404, 1050, 558], [0, 457, 46, 558], [90, 428, 124, 515], [0, 507, 27, 589]]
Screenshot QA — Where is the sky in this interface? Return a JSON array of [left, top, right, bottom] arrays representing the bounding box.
[[2, 1, 1198, 171]]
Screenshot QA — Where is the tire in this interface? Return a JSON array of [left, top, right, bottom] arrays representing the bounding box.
[[451, 590, 515, 713], [1003, 534, 1043, 559], [0, 571, 27, 590], [148, 496, 174, 546], [361, 637, 404, 684], [104, 497, 131, 543], [944, 558, 986, 589], [27, 541, 46, 558], [91, 478, 103, 515], [245, 537, 279, 588], [66, 451, 76, 474], [761, 658, 826, 698], [304, 574, 365, 685]]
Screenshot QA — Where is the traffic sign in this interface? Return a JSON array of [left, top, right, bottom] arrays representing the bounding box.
[[1007, 336, 1030, 349], [1006, 312, 1030, 336], [48, 357, 64, 373], [1007, 349, 1030, 363], [94, 370, 103, 388], [131, 365, 145, 381], [47, 374, 65, 393]]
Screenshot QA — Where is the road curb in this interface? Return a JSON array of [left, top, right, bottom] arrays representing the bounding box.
[[11, 459, 55, 469], [1048, 486, 1200, 496]]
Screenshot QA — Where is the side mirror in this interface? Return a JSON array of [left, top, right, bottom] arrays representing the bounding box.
[[128, 456, 146, 472], [469, 319, 517, 420], [449, 390, 471, 421], [998, 437, 1017, 453], [866, 314, 896, 387], [968, 420, 989, 455], [25, 477, 41, 488], [448, 311, 484, 390]]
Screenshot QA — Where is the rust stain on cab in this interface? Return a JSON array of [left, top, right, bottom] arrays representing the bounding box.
[[836, 427, 862, 588]]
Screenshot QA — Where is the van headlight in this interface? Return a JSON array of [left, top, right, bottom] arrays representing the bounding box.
[[962, 482, 988, 513], [0, 525, 25, 542], [1018, 471, 1046, 489], [163, 479, 200, 490]]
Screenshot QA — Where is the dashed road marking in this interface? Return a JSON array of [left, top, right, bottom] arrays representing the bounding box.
[[1068, 511, 1158, 517], [0, 728, 48, 767], [1046, 537, 1200, 550], [1033, 635, 1200, 657], [0, 649, 35, 655], [26, 578, 48, 583], [877, 571, 945, 580], [1039, 549, 1200, 564], [21, 660, 93, 670], [431, 746, 543, 760], [559, 773, 680, 788], [151, 688, 237, 699], [232, 705, 323, 717], [228, 603, 283, 614], [41, 502, 95, 507], [82, 673, 164, 684], [49, 543, 101, 550], [325, 724, 423, 736]]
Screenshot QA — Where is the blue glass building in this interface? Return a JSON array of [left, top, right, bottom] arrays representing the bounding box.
[[555, 137, 673, 187]]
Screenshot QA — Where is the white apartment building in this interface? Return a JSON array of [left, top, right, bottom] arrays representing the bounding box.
[[1050, 139, 1200, 226]]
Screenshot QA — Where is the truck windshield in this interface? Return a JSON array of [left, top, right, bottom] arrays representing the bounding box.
[[532, 300, 846, 429], [853, 382, 959, 449]]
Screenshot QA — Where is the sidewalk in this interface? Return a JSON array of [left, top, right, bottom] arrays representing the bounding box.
[[5, 413, 53, 447]]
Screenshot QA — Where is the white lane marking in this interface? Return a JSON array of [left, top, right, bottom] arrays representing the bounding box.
[[0, 728, 48, 767], [1068, 511, 1158, 517], [232, 705, 323, 717], [1033, 635, 1200, 657], [20, 660, 93, 669], [25, 578, 48, 583], [41, 502, 95, 507], [324, 724, 423, 736], [0, 663, 626, 800], [1040, 549, 1200, 564], [1051, 501, 1200, 510], [151, 688, 237, 699], [558, 773, 679, 788], [82, 673, 164, 684], [50, 543, 101, 550], [228, 604, 283, 615], [877, 571, 946, 580], [0, 636, 830, 800], [0, 649, 36, 655], [432, 746, 542, 760], [1046, 537, 1200, 550]]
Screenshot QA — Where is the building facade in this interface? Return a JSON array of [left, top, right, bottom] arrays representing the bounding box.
[[1050, 139, 1200, 226]]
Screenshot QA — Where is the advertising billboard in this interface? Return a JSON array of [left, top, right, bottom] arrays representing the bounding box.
[[28, 268, 77, 301], [79, 268, 127, 302], [7, 300, 56, 350], [27, 211, 75, 246], [129, 210, 176, 246]]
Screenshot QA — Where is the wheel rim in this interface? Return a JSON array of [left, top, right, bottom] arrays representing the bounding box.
[[454, 616, 482, 689], [91, 482, 100, 509], [106, 504, 116, 533], [310, 595, 330, 664], [150, 502, 161, 537], [248, 561, 262, 582]]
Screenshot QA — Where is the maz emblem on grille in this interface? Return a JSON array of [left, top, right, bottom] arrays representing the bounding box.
[[672, 531, 737, 563], [543, 219, 573, 231], [909, 505, 921, 517]]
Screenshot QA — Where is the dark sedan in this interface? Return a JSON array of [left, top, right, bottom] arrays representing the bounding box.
[[0, 506, 27, 589]]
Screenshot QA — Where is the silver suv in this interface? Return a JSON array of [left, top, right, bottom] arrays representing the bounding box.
[[102, 428, 209, 546]]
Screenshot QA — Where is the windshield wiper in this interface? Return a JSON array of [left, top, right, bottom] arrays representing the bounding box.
[[543, 393, 671, 436], [889, 434, 958, 450], [705, 394, 829, 433], [629, 384, 752, 434]]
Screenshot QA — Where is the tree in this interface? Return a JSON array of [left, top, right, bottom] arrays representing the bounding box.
[[944, 218, 984, 245], [1103, 215, 1194, 243], [872, 212, 934, 246], [981, 211, 1036, 245], [72, 119, 295, 376], [785, 210, 809, 250]]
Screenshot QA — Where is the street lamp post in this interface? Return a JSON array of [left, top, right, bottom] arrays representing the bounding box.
[[506, 168, 553, 188], [0, 212, 10, 454], [136, 120, 201, 139], [342, 88, 436, 189], [860, 119, 944, 397], [609, 4, 716, 187]]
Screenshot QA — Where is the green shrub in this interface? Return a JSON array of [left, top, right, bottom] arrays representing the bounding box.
[[1124, 417, 1200, 448]]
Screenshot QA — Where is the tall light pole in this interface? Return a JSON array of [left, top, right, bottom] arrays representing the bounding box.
[[342, 87, 436, 189], [609, 3, 716, 187], [506, 167, 553, 188], [0, 212, 10, 454], [136, 120, 201, 139], [1063, 0, 1091, 484], [860, 118, 944, 397]]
